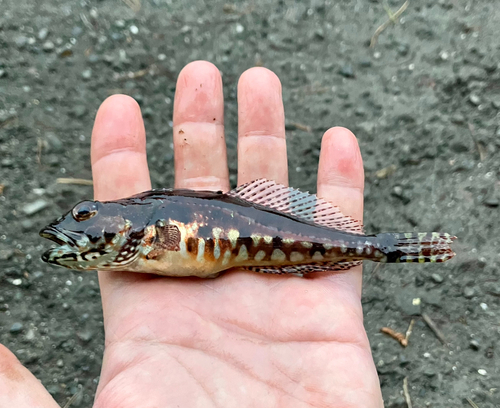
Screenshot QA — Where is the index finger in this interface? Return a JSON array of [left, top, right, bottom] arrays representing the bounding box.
[[91, 94, 151, 201], [91, 95, 152, 293]]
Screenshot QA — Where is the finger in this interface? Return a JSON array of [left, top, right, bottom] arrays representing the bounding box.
[[0, 344, 59, 408], [237, 67, 288, 186], [317, 127, 364, 221], [316, 127, 365, 293], [91, 94, 151, 201], [173, 61, 229, 191], [91, 95, 151, 292]]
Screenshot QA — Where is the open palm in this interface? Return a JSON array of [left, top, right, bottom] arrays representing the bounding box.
[[0, 61, 383, 407]]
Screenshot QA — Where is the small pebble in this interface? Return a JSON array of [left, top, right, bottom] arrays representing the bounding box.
[[0, 249, 14, 261], [339, 64, 355, 78], [15, 35, 28, 47], [480, 303, 488, 310], [44, 132, 63, 152], [10, 322, 24, 334], [21, 219, 35, 230], [463, 286, 475, 298], [47, 384, 60, 396], [71, 105, 88, 118], [81, 69, 92, 79], [469, 94, 481, 106], [0, 69, 6, 78], [397, 43, 409, 56], [22, 199, 49, 215], [358, 58, 372, 68], [25, 329, 35, 340], [42, 41, 55, 52], [478, 369, 487, 376], [38, 28, 49, 41], [77, 330, 93, 342], [469, 340, 480, 350], [423, 368, 436, 377], [483, 196, 499, 208], [431, 273, 444, 283], [415, 274, 425, 287], [1, 158, 14, 167], [313, 28, 325, 40], [72, 26, 83, 37], [485, 283, 500, 296], [393, 186, 403, 196], [32, 188, 45, 196], [129, 25, 139, 34]]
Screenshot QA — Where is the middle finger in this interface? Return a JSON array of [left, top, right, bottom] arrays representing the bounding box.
[[237, 68, 288, 186], [173, 61, 229, 191]]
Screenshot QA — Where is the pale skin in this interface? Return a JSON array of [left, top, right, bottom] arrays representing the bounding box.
[[0, 61, 383, 407]]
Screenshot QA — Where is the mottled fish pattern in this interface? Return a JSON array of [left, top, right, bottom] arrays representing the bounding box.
[[40, 179, 456, 277]]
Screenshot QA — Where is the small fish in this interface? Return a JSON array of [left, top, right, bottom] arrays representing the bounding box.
[[40, 179, 456, 277]]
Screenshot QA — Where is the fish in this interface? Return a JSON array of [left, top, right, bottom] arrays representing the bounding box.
[[39, 179, 456, 277]]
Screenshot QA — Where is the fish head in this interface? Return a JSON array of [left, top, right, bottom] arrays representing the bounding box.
[[40, 200, 148, 270]]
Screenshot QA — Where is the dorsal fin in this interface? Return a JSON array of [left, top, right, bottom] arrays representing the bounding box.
[[228, 179, 363, 234]]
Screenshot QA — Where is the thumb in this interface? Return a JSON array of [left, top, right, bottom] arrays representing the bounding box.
[[0, 344, 60, 408]]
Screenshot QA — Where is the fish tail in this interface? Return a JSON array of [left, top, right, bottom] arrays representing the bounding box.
[[374, 232, 456, 263]]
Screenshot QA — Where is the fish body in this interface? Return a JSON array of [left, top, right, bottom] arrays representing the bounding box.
[[40, 179, 456, 277]]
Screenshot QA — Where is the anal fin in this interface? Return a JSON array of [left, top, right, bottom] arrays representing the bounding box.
[[241, 261, 362, 275]]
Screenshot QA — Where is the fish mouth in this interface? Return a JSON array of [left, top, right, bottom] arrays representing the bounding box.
[[40, 226, 85, 266], [40, 226, 77, 247]]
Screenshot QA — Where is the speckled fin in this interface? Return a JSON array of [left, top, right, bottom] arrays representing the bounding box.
[[242, 260, 362, 275], [229, 179, 363, 234]]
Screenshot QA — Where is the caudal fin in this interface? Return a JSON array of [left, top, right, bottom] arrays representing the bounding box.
[[376, 232, 456, 263]]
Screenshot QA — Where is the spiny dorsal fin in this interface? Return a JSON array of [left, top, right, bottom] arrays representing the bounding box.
[[229, 179, 364, 234]]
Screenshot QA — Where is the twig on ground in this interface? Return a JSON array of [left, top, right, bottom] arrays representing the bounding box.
[[289, 122, 312, 133], [468, 123, 487, 161], [80, 13, 95, 31], [62, 385, 82, 408], [381, 319, 415, 347], [421, 312, 447, 345], [404, 319, 415, 346], [403, 377, 412, 408], [0, 115, 18, 129], [381, 327, 406, 345], [57, 178, 93, 186], [367, 262, 383, 282], [375, 164, 397, 179], [466, 397, 480, 408], [121, 0, 141, 13], [37, 138, 45, 165], [370, 1, 410, 48]]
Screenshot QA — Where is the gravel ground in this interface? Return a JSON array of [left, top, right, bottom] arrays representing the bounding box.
[[0, 0, 499, 406]]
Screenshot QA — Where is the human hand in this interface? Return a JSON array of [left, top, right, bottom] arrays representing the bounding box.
[[0, 61, 383, 407]]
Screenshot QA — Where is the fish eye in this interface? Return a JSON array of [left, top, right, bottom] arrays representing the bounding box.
[[72, 201, 98, 221]]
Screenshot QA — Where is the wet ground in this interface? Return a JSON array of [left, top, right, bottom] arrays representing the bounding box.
[[0, 0, 499, 406]]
